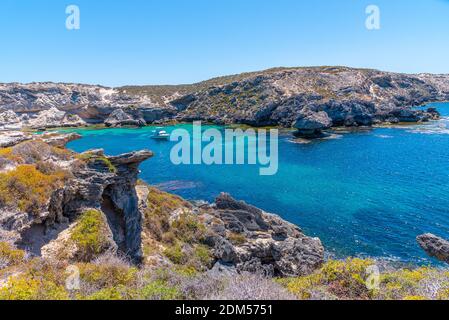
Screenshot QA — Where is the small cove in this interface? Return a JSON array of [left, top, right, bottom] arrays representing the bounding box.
[[66, 102, 449, 265]]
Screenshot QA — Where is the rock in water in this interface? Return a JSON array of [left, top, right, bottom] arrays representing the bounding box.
[[417, 233, 449, 263], [294, 109, 332, 138]]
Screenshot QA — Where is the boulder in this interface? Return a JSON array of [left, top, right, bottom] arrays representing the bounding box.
[[417, 233, 449, 263], [293, 109, 332, 138], [425, 107, 440, 120]]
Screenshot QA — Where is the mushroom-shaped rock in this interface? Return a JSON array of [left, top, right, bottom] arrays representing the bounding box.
[[294, 109, 332, 138]]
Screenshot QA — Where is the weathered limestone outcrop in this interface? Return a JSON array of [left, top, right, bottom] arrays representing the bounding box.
[[0, 110, 21, 130], [170, 67, 449, 127], [0, 131, 31, 148], [293, 109, 333, 138], [104, 108, 146, 127], [203, 193, 324, 277], [417, 233, 449, 264], [45, 149, 153, 263], [0, 135, 153, 264], [25, 107, 86, 129], [40, 132, 82, 148]]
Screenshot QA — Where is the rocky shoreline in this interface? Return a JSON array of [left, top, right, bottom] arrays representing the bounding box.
[[0, 132, 324, 276], [1, 132, 448, 269], [0, 132, 448, 300], [1, 67, 448, 137]]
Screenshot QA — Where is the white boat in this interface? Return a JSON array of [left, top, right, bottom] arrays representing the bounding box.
[[151, 128, 170, 140]]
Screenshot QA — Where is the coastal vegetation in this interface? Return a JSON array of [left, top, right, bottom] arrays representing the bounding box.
[[1, 242, 448, 300], [69, 209, 112, 262]]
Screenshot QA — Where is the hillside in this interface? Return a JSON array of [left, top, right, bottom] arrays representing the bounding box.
[[1, 66, 449, 130]]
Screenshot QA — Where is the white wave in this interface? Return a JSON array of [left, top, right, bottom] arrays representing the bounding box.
[[406, 118, 449, 135]]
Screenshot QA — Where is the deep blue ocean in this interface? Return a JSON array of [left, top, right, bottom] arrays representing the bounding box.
[[66, 102, 449, 265]]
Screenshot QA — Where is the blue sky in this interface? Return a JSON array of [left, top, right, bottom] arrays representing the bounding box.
[[0, 0, 448, 86]]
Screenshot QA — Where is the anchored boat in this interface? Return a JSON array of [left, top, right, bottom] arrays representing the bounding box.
[[151, 128, 170, 140]]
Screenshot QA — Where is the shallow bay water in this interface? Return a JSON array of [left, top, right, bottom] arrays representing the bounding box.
[[66, 102, 449, 265]]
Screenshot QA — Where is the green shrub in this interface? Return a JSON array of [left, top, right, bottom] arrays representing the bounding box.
[[378, 267, 434, 300], [76, 153, 116, 173], [144, 187, 191, 242], [78, 263, 138, 288], [140, 280, 180, 300], [281, 258, 376, 300], [193, 244, 213, 267], [70, 210, 111, 261], [82, 286, 137, 300], [163, 243, 187, 265], [172, 214, 207, 244]]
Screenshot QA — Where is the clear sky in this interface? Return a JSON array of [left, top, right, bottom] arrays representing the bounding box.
[[0, 0, 448, 87]]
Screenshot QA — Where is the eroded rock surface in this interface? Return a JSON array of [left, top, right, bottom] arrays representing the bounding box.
[[204, 193, 324, 277], [0, 135, 153, 264], [294, 109, 333, 138], [105, 108, 146, 127], [417, 233, 449, 264]]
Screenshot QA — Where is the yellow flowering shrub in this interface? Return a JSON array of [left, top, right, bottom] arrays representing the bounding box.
[[0, 275, 68, 300], [0, 165, 67, 213]]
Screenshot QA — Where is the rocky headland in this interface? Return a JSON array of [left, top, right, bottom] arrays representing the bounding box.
[[0, 67, 448, 137], [0, 132, 323, 276]]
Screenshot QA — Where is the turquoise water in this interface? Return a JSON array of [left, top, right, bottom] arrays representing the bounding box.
[[66, 102, 449, 265]]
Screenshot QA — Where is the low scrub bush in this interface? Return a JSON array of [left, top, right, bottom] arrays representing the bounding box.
[[0, 242, 25, 269], [0, 275, 68, 300], [140, 280, 181, 300], [76, 153, 116, 173], [70, 210, 113, 261], [281, 258, 376, 300], [0, 165, 67, 213]]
